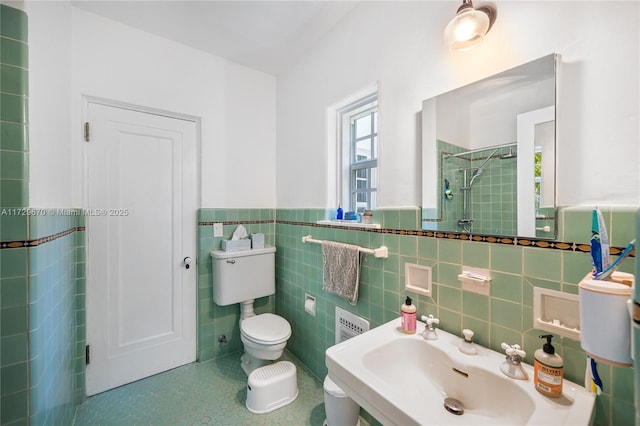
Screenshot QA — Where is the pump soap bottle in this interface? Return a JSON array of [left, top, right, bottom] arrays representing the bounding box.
[[534, 334, 564, 398], [401, 296, 417, 334], [336, 204, 343, 220]]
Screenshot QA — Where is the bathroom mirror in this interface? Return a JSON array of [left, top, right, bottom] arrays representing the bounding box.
[[421, 54, 558, 239]]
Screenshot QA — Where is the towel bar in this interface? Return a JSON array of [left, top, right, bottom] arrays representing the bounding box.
[[301, 235, 388, 259]]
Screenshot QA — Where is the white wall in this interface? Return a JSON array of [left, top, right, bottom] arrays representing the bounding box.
[[276, 1, 639, 209], [26, 1, 73, 207], [28, 2, 639, 210], [27, 2, 277, 208]]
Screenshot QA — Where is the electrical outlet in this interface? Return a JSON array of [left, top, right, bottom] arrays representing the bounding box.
[[213, 222, 223, 237]]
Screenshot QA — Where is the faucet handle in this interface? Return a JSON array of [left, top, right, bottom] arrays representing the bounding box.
[[421, 315, 439, 340], [501, 343, 526, 359], [421, 314, 440, 326], [462, 329, 474, 342]]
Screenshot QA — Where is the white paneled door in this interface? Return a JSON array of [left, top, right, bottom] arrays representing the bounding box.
[[85, 102, 197, 396]]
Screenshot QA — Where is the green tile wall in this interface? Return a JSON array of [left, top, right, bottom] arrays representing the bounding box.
[[0, 5, 30, 425], [437, 139, 469, 232], [74, 226, 86, 406], [0, 8, 86, 423], [428, 141, 557, 238], [274, 206, 637, 426], [28, 218, 78, 425], [1, 210, 84, 426], [469, 147, 517, 235], [0, 4, 29, 211], [196, 208, 276, 362]]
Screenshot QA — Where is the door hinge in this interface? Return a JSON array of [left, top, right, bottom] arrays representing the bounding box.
[[85, 344, 90, 365], [84, 122, 90, 142]]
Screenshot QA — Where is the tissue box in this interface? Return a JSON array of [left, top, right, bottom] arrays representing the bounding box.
[[221, 239, 251, 252], [251, 233, 265, 249]]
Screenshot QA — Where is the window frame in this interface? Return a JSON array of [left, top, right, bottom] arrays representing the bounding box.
[[338, 93, 378, 213]]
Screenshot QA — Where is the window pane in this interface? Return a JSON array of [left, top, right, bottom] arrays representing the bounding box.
[[370, 167, 378, 188], [373, 135, 377, 159], [354, 192, 368, 212], [355, 138, 373, 161], [355, 115, 371, 139]]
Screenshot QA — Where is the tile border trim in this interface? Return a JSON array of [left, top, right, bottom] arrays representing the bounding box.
[[0, 226, 85, 249], [199, 219, 632, 256], [199, 220, 272, 226]]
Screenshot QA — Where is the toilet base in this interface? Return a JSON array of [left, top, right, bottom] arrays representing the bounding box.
[[241, 352, 270, 376]]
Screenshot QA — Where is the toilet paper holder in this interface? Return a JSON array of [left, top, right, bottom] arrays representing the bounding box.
[[305, 293, 316, 316]]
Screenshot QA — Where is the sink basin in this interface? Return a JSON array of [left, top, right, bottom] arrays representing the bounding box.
[[326, 318, 595, 425]]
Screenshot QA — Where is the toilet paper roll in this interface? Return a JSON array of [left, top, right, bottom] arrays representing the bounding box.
[[305, 298, 316, 316]]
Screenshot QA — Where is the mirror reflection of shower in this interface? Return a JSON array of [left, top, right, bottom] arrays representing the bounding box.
[[444, 143, 517, 234]]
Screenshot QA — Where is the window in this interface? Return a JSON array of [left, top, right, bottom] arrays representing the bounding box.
[[534, 147, 542, 213], [338, 93, 378, 213]]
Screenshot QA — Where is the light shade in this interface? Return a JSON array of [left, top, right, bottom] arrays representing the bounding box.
[[444, 1, 495, 51]]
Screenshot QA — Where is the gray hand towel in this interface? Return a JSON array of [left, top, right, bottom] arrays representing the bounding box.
[[322, 241, 361, 305]]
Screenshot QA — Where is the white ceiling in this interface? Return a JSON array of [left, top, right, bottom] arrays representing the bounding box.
[[71, 0, 359, 76]]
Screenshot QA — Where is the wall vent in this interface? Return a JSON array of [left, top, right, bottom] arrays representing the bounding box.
[[335, 306, 370, 344]]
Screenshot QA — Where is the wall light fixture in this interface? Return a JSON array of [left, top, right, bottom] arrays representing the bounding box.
[[444, 0, 496, 51]]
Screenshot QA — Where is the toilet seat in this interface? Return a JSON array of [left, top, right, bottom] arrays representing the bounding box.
[[241, 313, 291, 345]]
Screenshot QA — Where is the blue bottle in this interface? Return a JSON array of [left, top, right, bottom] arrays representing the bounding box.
[[336, 204, 343, 220]]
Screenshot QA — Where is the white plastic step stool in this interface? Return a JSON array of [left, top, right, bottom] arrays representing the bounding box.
[[246, 360, 298, 414]]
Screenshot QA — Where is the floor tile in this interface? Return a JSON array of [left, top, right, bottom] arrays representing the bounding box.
[[73, 351, 326, 426]]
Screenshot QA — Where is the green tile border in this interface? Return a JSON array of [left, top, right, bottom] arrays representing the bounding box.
[[208, 219, 633, 257], [198, 215, 634, 265]]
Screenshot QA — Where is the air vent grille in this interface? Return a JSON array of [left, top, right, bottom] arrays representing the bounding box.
[[335, 306, 370, 344]]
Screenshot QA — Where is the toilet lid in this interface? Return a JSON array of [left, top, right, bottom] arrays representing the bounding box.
[[241, 313, 291, 344]]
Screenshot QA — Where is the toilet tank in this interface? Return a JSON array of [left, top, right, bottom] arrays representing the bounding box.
[[210, 245, 276, 306]]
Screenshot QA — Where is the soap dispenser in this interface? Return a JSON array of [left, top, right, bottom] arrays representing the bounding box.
[[400, 296, 416, 334], [534, 334, 563, 398]]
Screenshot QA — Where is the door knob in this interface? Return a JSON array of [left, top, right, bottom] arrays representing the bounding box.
[[183, 257, 192, 269]]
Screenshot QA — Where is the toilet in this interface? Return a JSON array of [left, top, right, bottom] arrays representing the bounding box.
[[210, 246, 292, 375], [323, 376, 360, 426], [240, 311, 291, 374]]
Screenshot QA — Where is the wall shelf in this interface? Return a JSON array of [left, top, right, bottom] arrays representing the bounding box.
[[316, 220, 381, 229]]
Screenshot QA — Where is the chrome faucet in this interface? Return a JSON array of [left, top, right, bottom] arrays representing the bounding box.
[[420, 315, 440, 340], [499, 343, 529, 380]]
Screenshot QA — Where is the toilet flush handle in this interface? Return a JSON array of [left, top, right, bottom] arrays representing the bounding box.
[[183, 257, 192, 269]]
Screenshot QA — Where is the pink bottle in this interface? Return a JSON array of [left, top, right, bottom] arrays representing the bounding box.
[[401, 296, 417, 334]]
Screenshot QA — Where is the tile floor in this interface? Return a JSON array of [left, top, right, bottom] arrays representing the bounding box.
[[73, 351, 327, 425]]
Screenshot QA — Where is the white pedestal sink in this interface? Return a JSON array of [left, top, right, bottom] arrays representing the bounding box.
[[326, 318, 595, 425]]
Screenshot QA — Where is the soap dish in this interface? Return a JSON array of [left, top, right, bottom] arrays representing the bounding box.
[[405, 263, 432, 297], [533, 287, 580, 340], [458, 267, 491, 296]]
